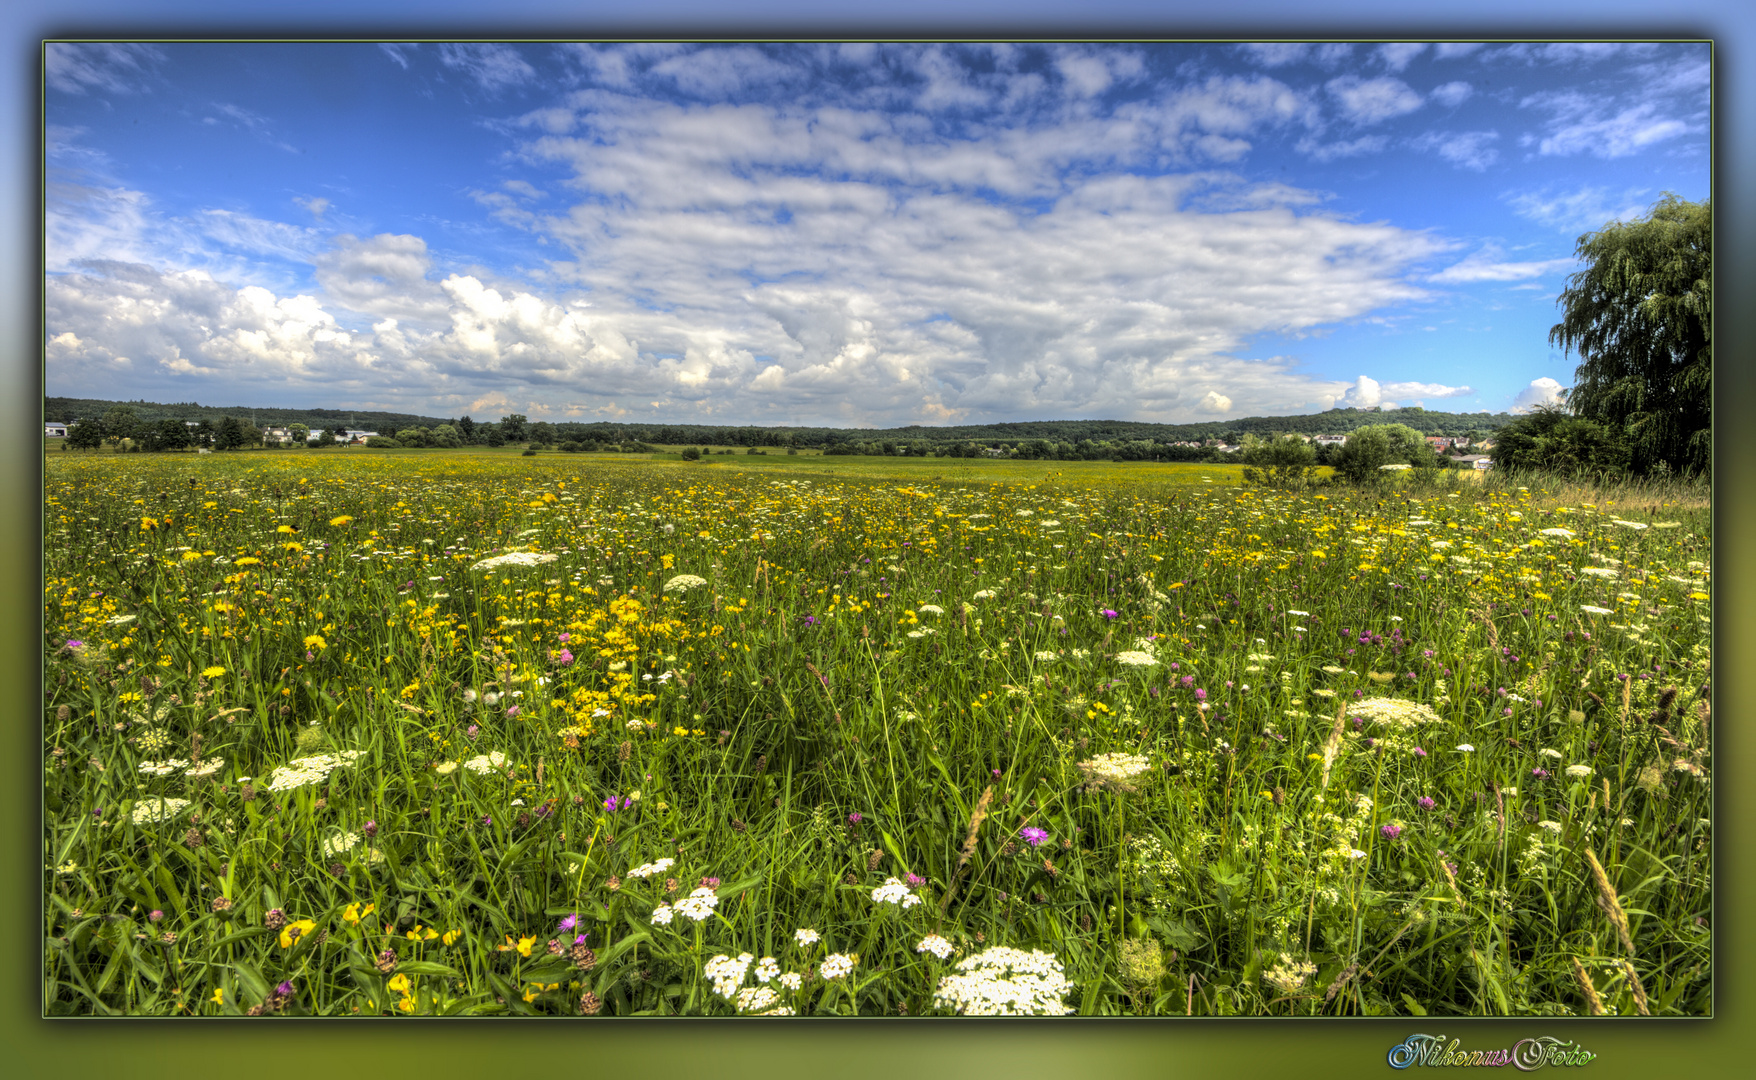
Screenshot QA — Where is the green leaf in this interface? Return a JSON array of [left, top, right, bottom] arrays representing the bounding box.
[[1400, 992, 1427, 1016], [394, 961, 460, 977], [231, 961, 271, 1004]]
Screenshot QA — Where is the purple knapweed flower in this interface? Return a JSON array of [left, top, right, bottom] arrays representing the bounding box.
[[1193, 688, 1207, 701], [1417, 797, 1436, 811], [906, 873, 926, 887], [1413, 747, 1427, 758], [847, 812, 863, 824], [466, 725, 479, 739], [506, 705, 520, 717], [1380, 824, 1402, 840], [276, 980, 295, 996], [558, 913, 579, 933], [555, 649, 574, 665], [363, 820, 378, 838], [1531, 767, 1551, 780], [1020, 827, 1049, 848], [1100, 609, 1119, 619]]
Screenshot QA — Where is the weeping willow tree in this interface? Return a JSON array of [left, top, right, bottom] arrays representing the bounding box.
[[1550, 193, 1711, 477]]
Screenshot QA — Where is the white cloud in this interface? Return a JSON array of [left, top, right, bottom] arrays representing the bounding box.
[[1430, 81, 1473, 108], [1433, 44, 1485, 60], [1239, 43, 1310, 68], [379, 43, 415, 69], [1506, 185, 1654, 233], [294, 196, 331, 219], [1326, 76, 1424, 125], [1375, 44, 1427, 72], [1332, 375, 1469, 410], [1533, 101, 1690, 158], [1412, 129, 1500, 171], [1296, 134, 1387, 162], [438, 44, 536, 92], [1198, 390, 1232, 414], [1428, 251, 1574, 284], [1510, 376, 1567, 413], [46, 43, 163, 95], [313, 233, 448, 323]]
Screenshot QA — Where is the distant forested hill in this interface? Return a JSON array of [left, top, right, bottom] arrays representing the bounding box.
[[45, 395, 1515, 445], [44, 397, 456, 434]]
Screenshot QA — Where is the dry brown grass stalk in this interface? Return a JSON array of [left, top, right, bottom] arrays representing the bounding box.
[[1584, 848, 1637, 957], [1620, 960, 1652, 1015], [1570, 956, 1606, 1016], [939, 785, 995, 912]]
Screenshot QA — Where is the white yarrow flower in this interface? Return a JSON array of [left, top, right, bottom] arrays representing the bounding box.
[[1566, 764, 1594, 779], [662, 573, 709, 594], [471, 551, 559, 571], [130, 796, 192, 825], [650, 904, 675, 926], [932, 946, 1074, 1016], [1114, 650, 1156, 667], [870, 877, 921, 908], [819, 953, 856, 980], [793, 928, 820, 947], [916, 934, 956, 960], [673, 887, 720, 921], [626, 858, 675, 879]]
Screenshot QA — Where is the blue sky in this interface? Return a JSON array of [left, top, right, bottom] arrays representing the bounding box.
[[44, 40, 1709, 427]]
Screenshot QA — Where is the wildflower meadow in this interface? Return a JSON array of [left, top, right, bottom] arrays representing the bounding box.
[[42, 452, 1711, 1016]]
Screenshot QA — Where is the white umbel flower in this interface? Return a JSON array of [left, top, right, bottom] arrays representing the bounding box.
[[130, 796, 192, 825], [471, 551, 559, 571], [1114, 651, 1156, 667], [916, 934, 956, 959], [932, 946, 1074, 1016], [1076, 752, 1152, 793], [819, 953, 857, 980], [704, 953, 754, 998], [793, 928, 820, 947], [673, 887, 720, 921], [870, 877, 921, 908], [662, 574, 709, 594], [627, 858, 675, 879]]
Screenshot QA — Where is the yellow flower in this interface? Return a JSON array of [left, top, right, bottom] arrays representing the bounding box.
[[397, 997, 416, 1013], [202, 666, 226, 678], [516, 934, 537, 958], [330, 515, 353, 526], [1690, 591, 1709, 601], [1310, 550, 1327, 559], [278, 918, 317, 948], [523, 987, 542, 1003], [235, 557, 261, 566], [211, 987, 225, 1006], [387, 973, 412, 995], [443, 930, 462, 946], [305, 634, 328, 650], [422, 927, 439, 941], [343, 902, 375, 925], [284, 541, 303, 553], [277, 525, 295, 534]]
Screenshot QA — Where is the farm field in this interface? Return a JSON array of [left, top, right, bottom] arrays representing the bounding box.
[[42, 453, 1711, 1016]]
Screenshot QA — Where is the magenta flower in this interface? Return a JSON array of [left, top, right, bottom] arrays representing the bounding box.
[[1193, 688, 1207, 701], [555, 649, 574, 665], [557, 633, 571, 643], [1380, 824, 1402, 840], [1531, 767, 1550, 780], [906, 873, 926, 887], [1020, 827, 1049, 848], [557, 913, 579, 933], [847, 812, 863, 824], [506, 705, 520, 717], [1100, 609, 1119, 619], [363, 819, 378, 838], [1412, 747, 1427, 758], [1417, 797, 1436, 811], [276, 980, 295, 996]]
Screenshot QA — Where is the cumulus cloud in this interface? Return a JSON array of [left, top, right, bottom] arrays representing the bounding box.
[[1433, 43, 1485, 60], [1510, 376, 1567, 413], [1332, 375, 1470, 410], [1297, 134, 1387, 162], [1326, 76, 1424, 124], [44, 45, 1472, 424], [313, 233, 449, 323]]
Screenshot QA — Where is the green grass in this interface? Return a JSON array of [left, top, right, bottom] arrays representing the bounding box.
[[42, 453, 1712, 1016]]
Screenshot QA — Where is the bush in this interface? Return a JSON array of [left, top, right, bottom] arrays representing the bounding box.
[[1239, 435, 1318, 488], [680, 446, 702, 461], [364, 436, 402, 449], [521, 448, 537, 457]]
